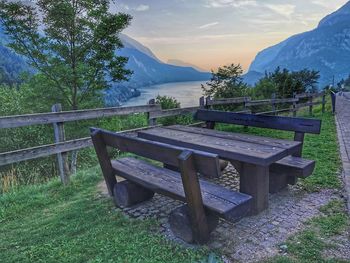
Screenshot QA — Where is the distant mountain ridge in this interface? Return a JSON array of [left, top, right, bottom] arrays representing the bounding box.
[[244, 1, 350, 87], [0, 28, 210, 105]]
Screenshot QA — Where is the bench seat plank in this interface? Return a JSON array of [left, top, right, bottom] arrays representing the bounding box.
[[270, 156, 315, 178], [112, 157, 252, 221]]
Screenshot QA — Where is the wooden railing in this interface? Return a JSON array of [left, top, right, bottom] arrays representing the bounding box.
[[0, 91, 326, 184]]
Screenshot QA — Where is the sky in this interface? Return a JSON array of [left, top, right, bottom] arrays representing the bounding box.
[[110, 0, 349, 72]]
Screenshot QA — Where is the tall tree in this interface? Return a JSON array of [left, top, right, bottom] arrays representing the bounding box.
[[0, 0, 132, 110]]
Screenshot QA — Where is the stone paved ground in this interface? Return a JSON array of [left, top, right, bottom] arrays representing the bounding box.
[[98, 164, 342, 262], [335, 92, 350, 213]]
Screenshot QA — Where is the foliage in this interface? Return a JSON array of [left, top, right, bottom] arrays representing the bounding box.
[[156, 94, 181, 109], [0, 167, 210, 262], [255, 67, 320, 99], [155, 95, 193, 126], [202, 64, 248, 99], [337, 74, 350, 91], [0, 0, 132, 110]]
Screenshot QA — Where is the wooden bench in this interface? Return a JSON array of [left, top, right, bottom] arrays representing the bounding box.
[[194, 109, 322, 193], [90, 128, 252, 244]]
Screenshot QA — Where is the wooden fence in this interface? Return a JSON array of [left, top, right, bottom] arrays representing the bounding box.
[[0, 91, 326, 184]]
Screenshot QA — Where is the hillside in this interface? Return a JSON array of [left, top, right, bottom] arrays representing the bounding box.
[[245, 1, 350, 87]]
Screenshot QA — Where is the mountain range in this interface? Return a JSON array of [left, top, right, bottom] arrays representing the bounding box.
[[0, 29, 210, 105], [244, 1, 350, 87]]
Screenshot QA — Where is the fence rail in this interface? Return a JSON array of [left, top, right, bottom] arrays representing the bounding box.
[[0, 91, 327, 184], [0, 104, 161, 129]]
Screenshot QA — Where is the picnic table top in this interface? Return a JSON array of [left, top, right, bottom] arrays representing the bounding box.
[[138, 125, 302, 166]]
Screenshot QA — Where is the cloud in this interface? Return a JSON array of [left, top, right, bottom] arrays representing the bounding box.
[[199, 22, 219, 29], [205, 0, 257, 8], [135, 4, 150, 12], [265, 4, 296, 18]]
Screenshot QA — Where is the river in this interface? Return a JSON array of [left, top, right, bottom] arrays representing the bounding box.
[[122, 81, 206, 108]]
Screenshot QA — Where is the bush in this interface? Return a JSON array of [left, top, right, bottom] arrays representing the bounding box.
[[155, 95, 193, 126]]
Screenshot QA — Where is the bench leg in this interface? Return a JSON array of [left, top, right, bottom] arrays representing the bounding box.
[[113, 180, 154, 208], [234, 161, 289, 195], [169, 205, 219, 244], [219, 160, 229, 171], [239, 163, 269, 215], [269, 172, 289, 194]]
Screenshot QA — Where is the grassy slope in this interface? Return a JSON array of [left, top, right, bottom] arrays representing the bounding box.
[[0, 168, 209, 263]]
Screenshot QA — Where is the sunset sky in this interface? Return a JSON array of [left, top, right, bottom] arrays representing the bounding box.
[[111, 0, 349, 72]]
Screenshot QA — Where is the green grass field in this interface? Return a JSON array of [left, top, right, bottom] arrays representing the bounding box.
[[0, 102, 347, 263]]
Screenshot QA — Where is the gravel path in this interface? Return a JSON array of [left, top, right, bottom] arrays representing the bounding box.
[[335, 92, 350, 213]]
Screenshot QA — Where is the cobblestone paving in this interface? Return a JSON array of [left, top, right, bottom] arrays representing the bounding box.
[[335, 92, 350, 213], [100, 164, 340, 262]]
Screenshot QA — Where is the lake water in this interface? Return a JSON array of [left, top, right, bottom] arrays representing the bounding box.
[[122, 81, 206, 108]]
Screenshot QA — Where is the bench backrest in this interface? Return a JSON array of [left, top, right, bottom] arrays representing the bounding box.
[[90, 127, 221, 195], [194, 109, 322, 134]]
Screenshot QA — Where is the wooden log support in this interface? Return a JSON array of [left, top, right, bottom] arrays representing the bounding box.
[[90, 129, 116, 196], [293, 92, 297, 117], [309, 94, 313, 115], [52, 104, 70, 185], [113, 180, 154, 208], [147, 99, 157, 126], [322, 93, 326, 113], [178, 150, 210, 244], [169, 205, 218, 244], [271, 93, 276, 115], [199, 96, 205, 108]]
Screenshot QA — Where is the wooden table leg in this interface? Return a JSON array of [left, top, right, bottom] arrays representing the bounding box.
[[239, 163, 269, 215]]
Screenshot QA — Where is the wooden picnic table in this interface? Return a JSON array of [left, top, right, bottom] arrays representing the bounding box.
[[138, 125, 302, 215]]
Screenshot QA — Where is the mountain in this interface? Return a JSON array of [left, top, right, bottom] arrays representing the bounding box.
[[167, 59, 207, 72], [245, 1, 350, 87], [0, 27, 31, 85], [114, 37, 211, 87], [0, 27, 210, 105]]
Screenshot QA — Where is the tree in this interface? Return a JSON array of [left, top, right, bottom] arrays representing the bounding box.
[[0, 0, 132, 110], [202, 64, 248, 99], [258, 67, 320, 98]]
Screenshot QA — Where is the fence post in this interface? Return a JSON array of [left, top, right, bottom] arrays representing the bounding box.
[[293, 92, 297, 117], [309, 94, 313, 116], [322, 92, 326, 113], [271, 93, 276, 115], [331, 91, 336, 114], [147, 99, 157, 126], [205, 96, 212, 109], [51, 104, 70, 185], [199, 96, 205, 108]]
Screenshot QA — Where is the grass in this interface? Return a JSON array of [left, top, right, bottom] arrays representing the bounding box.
[[0, 167, 211, 263]]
